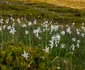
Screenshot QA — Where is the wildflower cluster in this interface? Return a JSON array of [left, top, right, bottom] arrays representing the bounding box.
[[0, 17, 85, 69]]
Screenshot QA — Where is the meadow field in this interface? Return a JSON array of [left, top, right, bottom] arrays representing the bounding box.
[[0, 0, 85, 70], [8, 0, 85, 9]]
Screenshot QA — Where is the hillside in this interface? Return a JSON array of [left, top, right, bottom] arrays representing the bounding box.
[[0, 0, 85, 24], [10, 0, 85, 9]]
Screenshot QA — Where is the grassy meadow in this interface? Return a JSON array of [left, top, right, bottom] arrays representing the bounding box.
[[8, 0, 85, 9], [0, 0, 85, 70]]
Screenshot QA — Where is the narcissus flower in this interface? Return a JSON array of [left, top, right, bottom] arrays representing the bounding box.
[[72, 38, 76, 42], [61, 31, 65, 35], [66, 27, 71, 34], [61, 43, 65, 48], [43, 47, 49, 53], [25, 30, 29, 35], [10, 28, 16, 35], [0, 27, 2, 31], [21, 51, 29, 60]]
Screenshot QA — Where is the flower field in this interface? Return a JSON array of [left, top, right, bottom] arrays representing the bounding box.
[[0, 0, 85, 70], [0, 16, 85, 70]]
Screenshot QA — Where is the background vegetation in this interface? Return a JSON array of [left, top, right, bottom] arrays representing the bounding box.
[[0, 0, 85, 70], [0, 0, 85, 24]]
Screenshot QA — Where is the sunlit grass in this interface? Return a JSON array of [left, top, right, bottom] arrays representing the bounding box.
[[1, 1, 85, 24], [15, 0, 85, 9]]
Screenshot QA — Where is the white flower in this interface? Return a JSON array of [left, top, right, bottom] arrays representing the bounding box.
[[76, 29, 79, 32], [52, 35, 56, 40], [71, 44, 75, 51], [66, 25, 68, 27], [72, 38, 76, 42], [76, 29, 80, 35], [56, 34, 61, 41], [72, 22, 75, 26], [49, 43, 54, 48], [81, 33, 84, 37], [7, 25, 12, 30], [66, 27, 71, 34], [56, 67, 60, 70], [0, 19, 3, 24], [45, 20, 48, 24], [43, 47, 49, 53], [76, 31, 80, 35], [21, 51, 29, 60], [25, 30, 29, 35], [10, 17, 13, 20], [77, 40, 80, 43], [81, 26, 85, 30], [10, 28, 16, 34], [38, 37, 41, 40], [49, 40, 54, 48], [42, 23, 48, 28], [17, 18, 21, 23], [33, 19, 37, 24], [0, 27, 2, 31], [49, 40, 54, 44], [61, 31, 65, 35], [33, 31, 38, 37], [82, 23, 84, 26], [50, 25, 59, 32], [12, 19, 14, 22], [61, 43, 65, 48], [3, 25, 6, 30], [33, 27, 41, 38], [49, 34, 61, 48], [81, 26, 85, 32], [13, 23, 15, 26], [6, 18, 9, 24], [22, 24, 27, 28], [76, 43, 79, 48], [28, 21, 32, 26]]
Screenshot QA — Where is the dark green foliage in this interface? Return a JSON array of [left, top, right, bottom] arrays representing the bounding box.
[[0, 45, 56, 70], [0, 44, 84, 70]]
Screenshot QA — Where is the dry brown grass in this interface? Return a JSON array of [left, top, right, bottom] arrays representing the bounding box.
[[18, 0, 85, 9]]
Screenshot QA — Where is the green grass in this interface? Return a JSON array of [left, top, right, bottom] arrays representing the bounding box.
[[0, 1, 85, 24], [0, 0, 85, 70], [0, 45, 84, 70], [0, 18, 85, 69], [7, 0, 85, 9]]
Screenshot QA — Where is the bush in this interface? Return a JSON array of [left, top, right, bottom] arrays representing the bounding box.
[[0, 45, 60, 70]]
